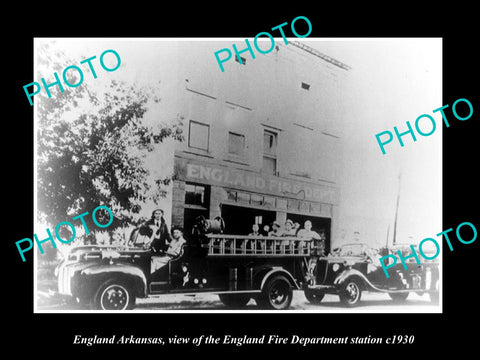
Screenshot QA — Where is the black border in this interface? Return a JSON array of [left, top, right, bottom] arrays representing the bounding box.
[[6, 5, 479, 356]]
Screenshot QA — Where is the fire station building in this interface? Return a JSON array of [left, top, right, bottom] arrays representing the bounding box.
[[165, 40, 350, 253]]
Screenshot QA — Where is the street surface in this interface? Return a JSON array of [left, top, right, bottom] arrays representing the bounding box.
[[135, 291, 439, 312], [37, 282, 440, 312]]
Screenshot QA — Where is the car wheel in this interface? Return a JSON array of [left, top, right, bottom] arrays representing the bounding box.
[[257, 275, 293, 310], [339, 278, 362, 307], [388, 292, 409, 302], [219, 294, 251, 308], [304, 289, 325, 304], [94, 279, 136, 310]]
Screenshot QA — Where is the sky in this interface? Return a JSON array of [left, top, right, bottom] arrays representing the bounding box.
[[312, 39, 442, 246], [34, 38, 443, 248]]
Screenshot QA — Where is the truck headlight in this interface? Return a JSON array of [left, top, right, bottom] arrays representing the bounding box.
[[332, 263, 340, 272]]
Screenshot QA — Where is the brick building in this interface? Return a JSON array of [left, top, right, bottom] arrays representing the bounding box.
[[163, 40, 350, 253]]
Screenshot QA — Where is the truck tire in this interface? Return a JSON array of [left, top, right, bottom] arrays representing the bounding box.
[[338, 277, 362, 307], [218, 294, 251, 308], [93, 278, 136, 310], [304, 289, 325, 304], [257, 275, 293, 310]]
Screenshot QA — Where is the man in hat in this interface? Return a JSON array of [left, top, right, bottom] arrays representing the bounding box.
[[281, 219, 297, 253], [268, 221, 283, 253], [268, 221, 283, 237]]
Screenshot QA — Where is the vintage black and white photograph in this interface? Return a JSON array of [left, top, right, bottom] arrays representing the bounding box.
[[33, 38, 442, 313]]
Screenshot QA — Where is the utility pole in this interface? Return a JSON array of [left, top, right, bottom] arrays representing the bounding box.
[[385, 224, 390, 248], [392, 172, 401, 246]]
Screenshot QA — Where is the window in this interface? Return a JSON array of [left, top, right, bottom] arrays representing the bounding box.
[[301, 82, 310, 90], [263, 130, 277, 154], [228, 132, 245, 156], [251, 194, 263, 206], [185, 183, 209, 208], [263, 156, 277, 175], [188, 120, 209, 151], [235, 55, 246, 65], [237, 191, 251, 203], [226, 189, 237, 201], [263, 129, 278, 175]]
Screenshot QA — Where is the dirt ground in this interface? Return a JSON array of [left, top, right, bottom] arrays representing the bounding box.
[[36, 277, 439, 312]]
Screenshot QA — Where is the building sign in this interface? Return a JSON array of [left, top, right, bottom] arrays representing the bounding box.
[[177, 159, 337, 204]]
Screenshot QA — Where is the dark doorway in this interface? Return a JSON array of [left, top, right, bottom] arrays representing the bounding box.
[[287, 213, 331, 254], [221, 204, 276, 235]]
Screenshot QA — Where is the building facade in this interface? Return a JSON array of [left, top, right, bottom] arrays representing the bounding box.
[[164, 40, 350, 253]]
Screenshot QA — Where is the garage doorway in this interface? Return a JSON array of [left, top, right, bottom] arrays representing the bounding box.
[[221, 204, 276, 235]]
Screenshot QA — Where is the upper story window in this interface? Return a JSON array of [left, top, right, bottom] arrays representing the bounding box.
[[235, 55, 247, 65], [228, 132, 245, 156], [263, 129, 278, 175], [301, 82, 311, 90], [188, 120, 210, 151], [263, 130, 277, 155]]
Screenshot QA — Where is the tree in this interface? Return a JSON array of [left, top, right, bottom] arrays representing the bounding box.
[[36, 41, 184, 242]]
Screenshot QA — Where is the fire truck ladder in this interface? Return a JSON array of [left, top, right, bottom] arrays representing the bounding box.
[[205, 235, 312, 256]]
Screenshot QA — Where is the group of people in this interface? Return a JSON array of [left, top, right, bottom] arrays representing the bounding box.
[[246, 219, 325, 254], [134, 210, 327, 271], [249, 219, 322, 240]]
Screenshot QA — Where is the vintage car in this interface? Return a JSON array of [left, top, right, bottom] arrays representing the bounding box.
[[304, 242, 440, 307], [56, 222, 313, 310]]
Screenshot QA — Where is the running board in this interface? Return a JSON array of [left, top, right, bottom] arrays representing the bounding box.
[[307, 284, 433, 293], [147, 289, 262, 297]]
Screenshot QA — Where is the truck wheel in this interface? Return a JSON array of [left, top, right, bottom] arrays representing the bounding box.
[[304, 289, 325, 304], [257, 275, 293, 310], [219, 294, 251, 308], [338, 278, 362, 307], [388, 292, 409, 302], [93, 279, 136, 310]]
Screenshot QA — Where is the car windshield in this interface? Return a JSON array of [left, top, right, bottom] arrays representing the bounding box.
[[337, 244, 367, 257]]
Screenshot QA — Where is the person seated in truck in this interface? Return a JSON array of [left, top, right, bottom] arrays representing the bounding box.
[[245, 223, 263, 253], [268, 221, 284, 253], [281, 219, 296, 253], [268, 221, 283, 236], [151, 227, 187, 274], [297, 220, 321, 253]]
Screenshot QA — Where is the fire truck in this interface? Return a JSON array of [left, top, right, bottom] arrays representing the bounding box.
[[56, 217, 318, 310]]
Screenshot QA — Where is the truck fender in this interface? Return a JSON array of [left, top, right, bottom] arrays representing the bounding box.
[[81, 264, 148, 298], [259, 267, 300, 291]]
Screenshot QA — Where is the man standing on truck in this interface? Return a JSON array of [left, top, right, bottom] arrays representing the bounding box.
[[143, 209, 171, 253]]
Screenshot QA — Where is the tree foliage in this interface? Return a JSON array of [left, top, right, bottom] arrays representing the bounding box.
[[36, 42, 184, 233]]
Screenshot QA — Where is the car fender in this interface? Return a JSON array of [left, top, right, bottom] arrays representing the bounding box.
[[81, 264, 148, 297], [334, 268, 373, 290], [258, 267, 300, 291]]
